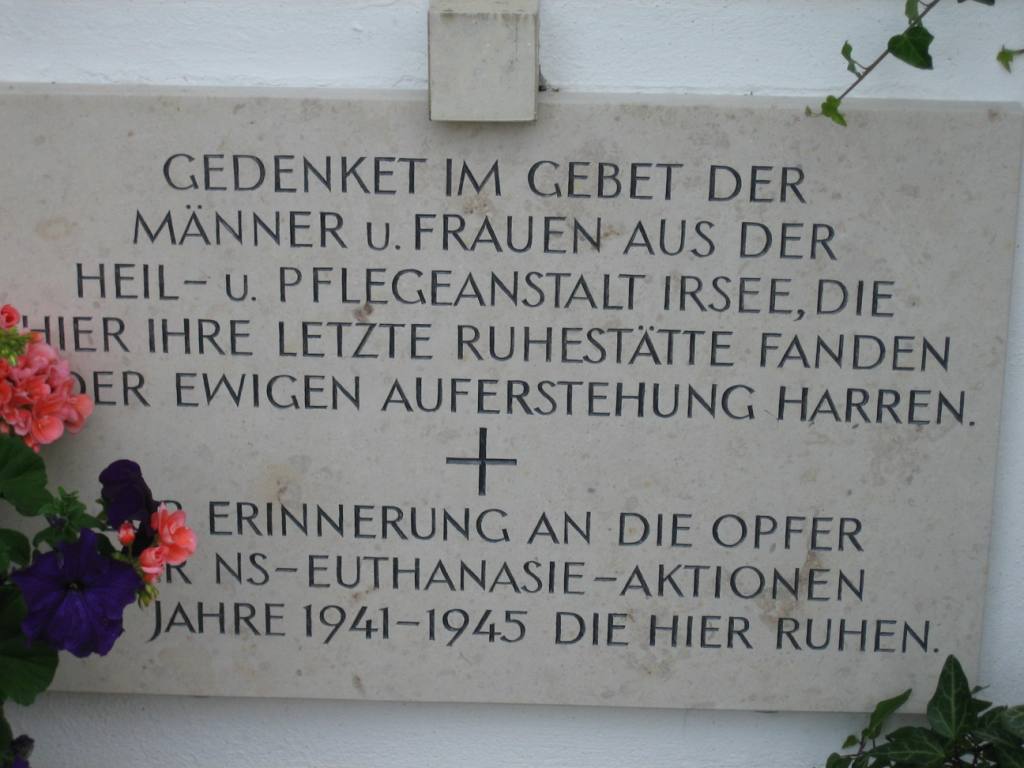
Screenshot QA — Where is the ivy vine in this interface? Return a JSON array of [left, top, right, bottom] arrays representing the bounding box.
[[809, 0, 1021, 126]]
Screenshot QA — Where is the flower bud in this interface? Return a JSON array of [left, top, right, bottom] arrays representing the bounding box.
[[0, 304, 20, 329], [118, 521, 136, 546]]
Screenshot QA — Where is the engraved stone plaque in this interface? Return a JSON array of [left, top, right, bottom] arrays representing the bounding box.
[[0, 85, 1020, 712]]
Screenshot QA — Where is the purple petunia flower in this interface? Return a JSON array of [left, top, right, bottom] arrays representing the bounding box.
[[99, 460, 158, 529], [10, 529, 141, 658]]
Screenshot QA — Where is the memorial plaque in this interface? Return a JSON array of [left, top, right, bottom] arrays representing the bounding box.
[[0, 85, 1020, 712]]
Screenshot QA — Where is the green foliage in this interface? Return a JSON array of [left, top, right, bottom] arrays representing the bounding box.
[[0, 531, 29, 574], [842, 41, 863, 75], [927, 654, 971, 739], [0, 707, 10, 753], [0, 587, 57, 707], [870, 727, 947, 764], [1005, 707, 1024, 739], [0, 704, 13, 768], [813, 0, 1020, 127], [887, 25, 934, 70], [0, 436, 107, 708], [821, 655, 1024, 767], [0, 438, 103, 716], [819, 96, 848, 127], [866, 689, 913, 740], [998, 47, 1023, 72], [0, 328, 28, 368], [32, 487, 104, 550], [0, 434, 51, 516]]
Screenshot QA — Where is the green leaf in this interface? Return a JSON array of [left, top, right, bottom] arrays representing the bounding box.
[[998, 46, 1018, 73], [980, 705, 1009, 729], [0, 530, 30, 573], [0, 638, 57, 707], [927, 655, 973, 740], [888, 25, 935, 70], [871, 727, 948, 766], [31, 525, 65, 551], [95, 533, 115, 558], [905, 0, 921, 22], [842, 734, 859, 749], [34, 489, 103, 547], [0, 435, 50, 517], [0, 589, 57, 707], [0, 705, 15, 768], [969, 0, 996, 5], [826, 753, 851, 768], [29, 488, 101, 551], [865, 688, 912, 739], [37, 488, 86, 521], [0, 587, 23, 634], [971, 696, 994, 717], [72, 512, 103, 532], [820, 95, 847, 127], [976, 727, 1024, 768], [841, 41, 861, 75], [1003, 706, 1024, 739], [0, 705, 11, 753]]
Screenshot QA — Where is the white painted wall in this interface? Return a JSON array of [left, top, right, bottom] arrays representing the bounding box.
[[1, 1, 1023, 766]]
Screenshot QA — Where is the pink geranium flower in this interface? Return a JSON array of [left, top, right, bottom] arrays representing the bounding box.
[[0, 308, 93, 449], [150, 505, 197, 565], [138, 545, 166, 584]]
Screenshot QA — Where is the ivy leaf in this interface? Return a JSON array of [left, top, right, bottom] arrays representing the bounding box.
[[841, 41, 861, 75], [0, 530, 30, 574], [820, 96, 847, 127], [905, 0, 921, 23], [871, 727, 948, 766], [979, 704, 1008, 729], [888, 25, 935, 70], [998, 47, 1018, 73], [0, 435, 50, 517], [842, 734, 859, 749], [927, 655, 973, 740], [975, 727, 1024, 768], [965, 0, 996, 5], [1003, 706, 1024, 739], [825, 753, 851, 768], [864, 688, 912, 740], [970, 696, 994, 718]]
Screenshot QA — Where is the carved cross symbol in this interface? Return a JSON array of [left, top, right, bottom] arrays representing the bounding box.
[[446, 427, 518, 496]]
